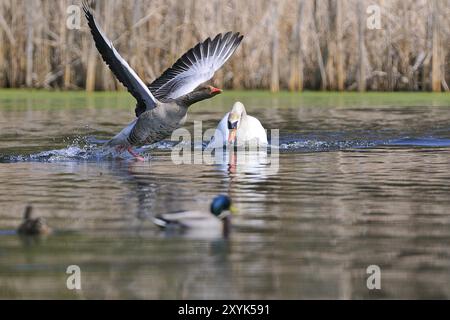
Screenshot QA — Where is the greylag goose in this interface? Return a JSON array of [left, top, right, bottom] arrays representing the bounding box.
[[207, 101, 267, 148], [153, 195, 236, 237], [17, 205, 52, 236], [83, 3, 243, 160]]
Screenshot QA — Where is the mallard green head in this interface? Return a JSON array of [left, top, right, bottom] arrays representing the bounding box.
[[210, 195, 233, 219]]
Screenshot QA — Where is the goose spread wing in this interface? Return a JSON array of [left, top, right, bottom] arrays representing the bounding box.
[[83, 2, 157, 117], [148, 32, 243, 102]]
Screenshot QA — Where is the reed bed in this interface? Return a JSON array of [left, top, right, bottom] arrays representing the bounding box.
[[0, 0, 448, 92]]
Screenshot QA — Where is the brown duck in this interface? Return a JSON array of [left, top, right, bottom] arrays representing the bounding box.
[[83, 3, 243, 160], [17, 205, 51, 236]]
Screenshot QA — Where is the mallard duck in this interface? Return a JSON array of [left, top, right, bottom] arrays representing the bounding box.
[[207, 102, 268, 148], [17, 205, 51, 236], [83, 3, 243, 161], [153, 195, 235, 237]]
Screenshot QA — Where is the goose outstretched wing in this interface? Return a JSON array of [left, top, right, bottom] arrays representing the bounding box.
[[83, 2, 157, 116], [148, 32, 243, 102]]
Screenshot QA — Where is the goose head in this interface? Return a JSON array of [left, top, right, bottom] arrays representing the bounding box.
[[197, 85, 222, 97], [227, 101, 246, 143], [181, 85, 222, 106]]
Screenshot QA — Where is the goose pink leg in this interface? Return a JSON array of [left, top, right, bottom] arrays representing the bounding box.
[[127, 147, 145, 161]]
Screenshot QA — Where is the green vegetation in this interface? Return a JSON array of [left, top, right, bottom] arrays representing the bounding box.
[[0, 89, 449, 111]]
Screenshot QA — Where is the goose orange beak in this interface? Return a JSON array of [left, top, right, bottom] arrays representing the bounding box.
[[210, 86, 222, 95]]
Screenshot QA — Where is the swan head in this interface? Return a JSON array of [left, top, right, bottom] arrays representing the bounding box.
[[227, 102, 246, 143], [210, 195, 235, 219]]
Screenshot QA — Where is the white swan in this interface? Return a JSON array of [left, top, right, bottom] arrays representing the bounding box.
[[207, 102, 268, 148]]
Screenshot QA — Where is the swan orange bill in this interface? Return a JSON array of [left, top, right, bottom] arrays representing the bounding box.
[[228, 128, 237, 143]]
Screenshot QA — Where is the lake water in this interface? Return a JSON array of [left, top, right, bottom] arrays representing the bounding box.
[[0, 90, 450, 299]]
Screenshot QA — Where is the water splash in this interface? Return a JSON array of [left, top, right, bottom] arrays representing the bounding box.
[[2, 133, 449, 163], [278, 134, 450, 152], [0, 135, 189, 163], [278, 138, 385, 152]]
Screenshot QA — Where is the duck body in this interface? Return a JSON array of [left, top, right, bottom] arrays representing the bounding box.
[[17, 206, 51, 236], [153, 211, 224, 231], [153, 195, 233, 238]]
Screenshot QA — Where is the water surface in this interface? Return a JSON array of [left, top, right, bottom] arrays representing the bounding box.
[[1, 90, 450, 299]]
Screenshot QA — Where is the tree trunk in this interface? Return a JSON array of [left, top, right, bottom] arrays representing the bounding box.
[[431, 0, 441, 92], [288, 0, 304, 92], [25, 0, 34, 87], [336, 0, 344, 91], [357, 0, 366, 92], [270, 1, 280, 93], [312, 0, 327, 90], [326, 0, 336, 90], [85, 45, 97, 92]]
